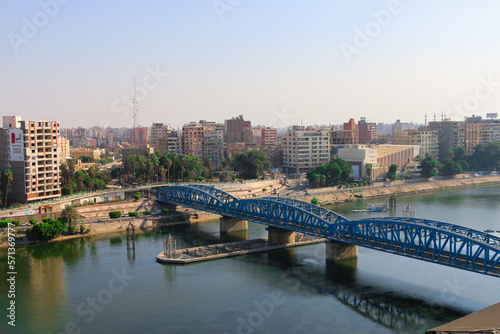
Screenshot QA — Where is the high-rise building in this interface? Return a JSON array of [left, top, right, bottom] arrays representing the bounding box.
[[182, 122, 204, 158], [158, 130, 182, 155], [464, 116, 500, 154], [0, 116, 61, 204], [358, 117, 377, 144], [426, 119, 465, 161], [261, 127, 277, 146], [282, 126, 330, 173], [225, 115, 253, 144], [149, 123, 171, 152], [343, 118, 358, 144], [182, 121, 225, 169], [393, 129, 439, 160], [132, 127, 149, 147]]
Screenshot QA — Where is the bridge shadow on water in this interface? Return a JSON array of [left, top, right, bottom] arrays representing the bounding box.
[[151, 220, 467, 331], [233, 248, 465, 332]]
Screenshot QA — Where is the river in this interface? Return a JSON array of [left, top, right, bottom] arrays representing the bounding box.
[[1, 186, 499, 334]]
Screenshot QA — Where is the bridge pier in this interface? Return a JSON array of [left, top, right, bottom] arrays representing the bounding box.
[[220, 217, 248, 233], [325, 241, 358, 262], [267, 226, 295, 244]]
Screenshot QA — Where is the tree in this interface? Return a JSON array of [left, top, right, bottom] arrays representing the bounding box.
[[179, 155, 186, 181], [165, 158, 172, 182], [452, 146, 466, 162], [306, 158, 352, 187], [421, 155, 439, 178], [171, 154, 177, 181], [2, 170, 13, 207], [60, 205, 79, 235], [311, 198, 319, 205], [386, 164, 398, 180], [231, 149, 270, 179], [74, 171, 85, 192], [441, 159, 463, 176], [133, 192, 141, 200], [203, 157, 213, 178]]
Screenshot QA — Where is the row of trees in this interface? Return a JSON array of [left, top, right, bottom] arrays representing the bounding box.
[[306, 158, 353, 187], [119, 149, 271, 183], [60, 160, 110, 195], [26, 205, 84, 241]]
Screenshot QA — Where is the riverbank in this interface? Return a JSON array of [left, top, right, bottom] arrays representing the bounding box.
[[0, 215, 191, 249], [296, 175, 500, 205], [2, 175, 499, 249]]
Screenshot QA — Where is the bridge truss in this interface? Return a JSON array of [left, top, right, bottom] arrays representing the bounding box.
[[157, 185, 500, 278]]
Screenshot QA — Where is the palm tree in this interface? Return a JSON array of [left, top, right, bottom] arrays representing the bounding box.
[[179, 155, 186, 182], [171, 154, 177, 181], [61, 205, 79, 235], [75, 171, 84, 192], [68, 159, 76, 179], [165, 159, 172, 182], [2, 170, 13, 207], [159, 166, 166, 183]]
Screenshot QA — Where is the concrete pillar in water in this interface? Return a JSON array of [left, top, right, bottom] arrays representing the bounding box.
[[267, 226, 295, 244], [325, 241, 358, 262], [220, 217, 248, 233]]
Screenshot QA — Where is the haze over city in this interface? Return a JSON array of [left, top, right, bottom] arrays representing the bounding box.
[[2, 0, 500, 128]]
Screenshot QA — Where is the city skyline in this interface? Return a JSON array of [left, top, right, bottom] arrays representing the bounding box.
[[2, 1, 500, 129]]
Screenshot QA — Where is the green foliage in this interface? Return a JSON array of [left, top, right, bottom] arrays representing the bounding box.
[[144, 210, 151, 215], [80, 156, 95, 163], [29, 218, 37, 225], [219, 171, 236, 182], [11, 220, 20, 227], [421, 156, 439, 178], [27, 219, 68, 242], [231, 149, 270, 179], [128, 211, 139, 217], [161, 208, 169, 214], [110, 167, 125, 178], [386, 164, 398, 180], [306, 158, 352, 187], [468, 142, 500, 171], [42, 217, 53, 223], [109, 211, 122, 219], [441, 159, 463, 176], [262, 188, 267, 192], [0, 220, 11, 228], [133, 192, 141, 200], [310, 197, 319, 205]]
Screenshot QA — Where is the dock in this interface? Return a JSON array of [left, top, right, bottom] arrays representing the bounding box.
[[156, 235, 325, 264], [428, 302, 500, 334]]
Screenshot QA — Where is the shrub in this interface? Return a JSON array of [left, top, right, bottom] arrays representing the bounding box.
[[80, 225, 86, 234], [133, 192, 141, 200], [144, 210, 151, 215], [109, 211, 122, 219], [29, 218, 37, 225], [262, 188, 267, 192], [311, 198, 319, 205], [42, 217, 53, 223], [128, 211, 139, 217], [0, 220, 11, 228], [161, 208, 169, 214], [11, 220, 20, 227]]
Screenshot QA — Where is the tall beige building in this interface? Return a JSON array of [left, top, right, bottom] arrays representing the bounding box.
[[0, 116, 61, 203], [282, 126, 330, 173], [394, 129, 439, 160]]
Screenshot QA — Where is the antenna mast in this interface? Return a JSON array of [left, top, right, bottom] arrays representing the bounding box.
[[132, 75, 138, 147]]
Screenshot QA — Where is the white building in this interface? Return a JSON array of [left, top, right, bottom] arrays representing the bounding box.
[[282, 126, 330, 173]]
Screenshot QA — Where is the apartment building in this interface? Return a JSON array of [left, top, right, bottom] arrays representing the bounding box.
[[282, 126, 330, 173], [0, 116, 61, 204], [394, 129, 439, 160]]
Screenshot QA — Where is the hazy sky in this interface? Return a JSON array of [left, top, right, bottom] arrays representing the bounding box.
[[2, 0, 500, 129]]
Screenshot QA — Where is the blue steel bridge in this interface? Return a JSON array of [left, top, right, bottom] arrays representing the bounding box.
[[156, 185, 500, 278]]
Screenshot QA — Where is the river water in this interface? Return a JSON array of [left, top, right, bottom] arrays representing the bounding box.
[[1, 186, 500, 334]]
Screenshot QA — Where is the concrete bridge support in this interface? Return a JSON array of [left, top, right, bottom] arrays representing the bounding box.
[[325, 241, 358, 262], [220, 217, 248, 233], [267, 227, 295, 244]]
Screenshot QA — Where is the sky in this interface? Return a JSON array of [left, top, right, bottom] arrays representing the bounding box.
[[2, 0, 500, 129]]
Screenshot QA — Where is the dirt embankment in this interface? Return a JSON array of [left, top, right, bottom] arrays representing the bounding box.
[[300, 175, 500, 205]]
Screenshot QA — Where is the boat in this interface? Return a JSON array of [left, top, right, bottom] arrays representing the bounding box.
[[369, 203, 389, 212], [484, 229, 495, 233]]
